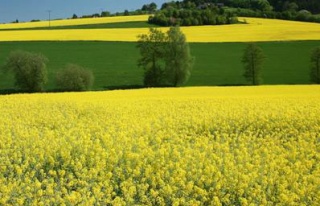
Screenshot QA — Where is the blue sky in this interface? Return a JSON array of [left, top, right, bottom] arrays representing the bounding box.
[[0, 0, 167, 23]]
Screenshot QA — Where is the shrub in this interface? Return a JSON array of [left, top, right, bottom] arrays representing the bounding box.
[[56, 64, 94, 91], [3, 50, 48, 92]]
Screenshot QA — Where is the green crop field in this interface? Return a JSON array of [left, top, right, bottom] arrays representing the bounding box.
[[0, 40, 318, 92]]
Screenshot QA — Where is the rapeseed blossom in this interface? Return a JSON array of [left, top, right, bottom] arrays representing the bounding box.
[[0, 17, 319, 42], [0, 86, 319, 205], [0, 15, 150, 29]]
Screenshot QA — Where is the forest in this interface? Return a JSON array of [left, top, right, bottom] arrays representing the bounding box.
[[148, 0, 320, 26], [185, 0, 320, 14]]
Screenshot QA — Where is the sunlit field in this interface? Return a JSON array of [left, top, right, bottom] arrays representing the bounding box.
[[0, 86, 319, 205], [1, 17, 320, 42], [0, 15, 150, 29]]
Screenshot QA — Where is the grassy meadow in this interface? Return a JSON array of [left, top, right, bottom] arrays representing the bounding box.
[[0, 40, 318, 91]]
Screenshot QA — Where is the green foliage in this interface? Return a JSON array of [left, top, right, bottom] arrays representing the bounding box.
[[242, 44, 266, 85], [215, 0, 320, 14], [72, 14, 78, 19], [56, 64, 94, 91], [2, 50, 48, 92], [310, 47, 320, 84], [267, 0, 320, 13], [137, 28, 167, 87], [252, 0, 273, 12], [100, 11, 111, 17], [137, 27, 194, 87], [149, 1, 238, 26], [165, 27, 194, 86], [141, 2, 157, 13], [222, 0, 320, 23]]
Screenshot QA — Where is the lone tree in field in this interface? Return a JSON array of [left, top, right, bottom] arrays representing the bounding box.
[[137, 28, 166, 87], [242, 43, 266, 85], [137, 27, 194, 87], [310, 47, 320, 84], [3, 50, 48, 92], [165, 27, 194, 87], [56, 64, 94, 91]]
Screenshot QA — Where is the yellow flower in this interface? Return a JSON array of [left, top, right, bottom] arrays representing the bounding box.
[[0, 85, 319, 204], [1, 17, 319, 42]]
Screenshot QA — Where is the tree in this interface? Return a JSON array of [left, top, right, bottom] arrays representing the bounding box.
[[165, 27, 194, 86], [56, 64, 94, 91], [137, 27, 194, 87], [283, 2, 299, 12], [141, 2, 157, 13], [137, 28, 167, 87], [149, 2, 158, 12], [251, 0, 273, 12], [310, 47, 320, 84], [101, 11, 111, 17], [3, 50, 48, 92], [124, 10, 130, 16], [242, 44, 266, 85]]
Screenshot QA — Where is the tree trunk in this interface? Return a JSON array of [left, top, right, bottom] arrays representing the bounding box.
[[251, 51, 255, 85], [317, 58, 320, 84]]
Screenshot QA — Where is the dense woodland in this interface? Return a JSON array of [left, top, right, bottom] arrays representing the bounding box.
[[148, 0, 320, 26], [149, 1, 238, 26], [184, 0, 320, 13]]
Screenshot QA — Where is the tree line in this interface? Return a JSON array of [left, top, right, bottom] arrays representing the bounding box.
[[70, 3, 158, 20], [200, 0, 320, 22], [149, 1, 238, 26], [185, 0, 320, 14], [148, 0, 320, 27]]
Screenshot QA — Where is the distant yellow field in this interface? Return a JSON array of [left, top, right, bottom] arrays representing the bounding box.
[[0, 15, 149, 29], [184, 17, 320, 42], [0, 16, 320, 42]]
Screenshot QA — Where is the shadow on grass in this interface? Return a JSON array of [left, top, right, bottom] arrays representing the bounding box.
[[0, 86, 147, 95], [103, 84, 145, 90], [0, 88, 68, 95], [217, 83, 249, 86], [103, 84, 179, 90], [0, 89, 30, 95]]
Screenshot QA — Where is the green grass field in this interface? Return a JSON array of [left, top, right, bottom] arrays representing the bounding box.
[[0, 41, 318, 92]]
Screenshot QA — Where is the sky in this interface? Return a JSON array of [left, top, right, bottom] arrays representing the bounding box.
[[0, 0, 167, 23]]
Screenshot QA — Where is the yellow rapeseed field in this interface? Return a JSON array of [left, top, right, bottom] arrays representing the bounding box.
[[0, 15, 150, 29], [0, 16, 320, 42], [0, 86, 319, 205]]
